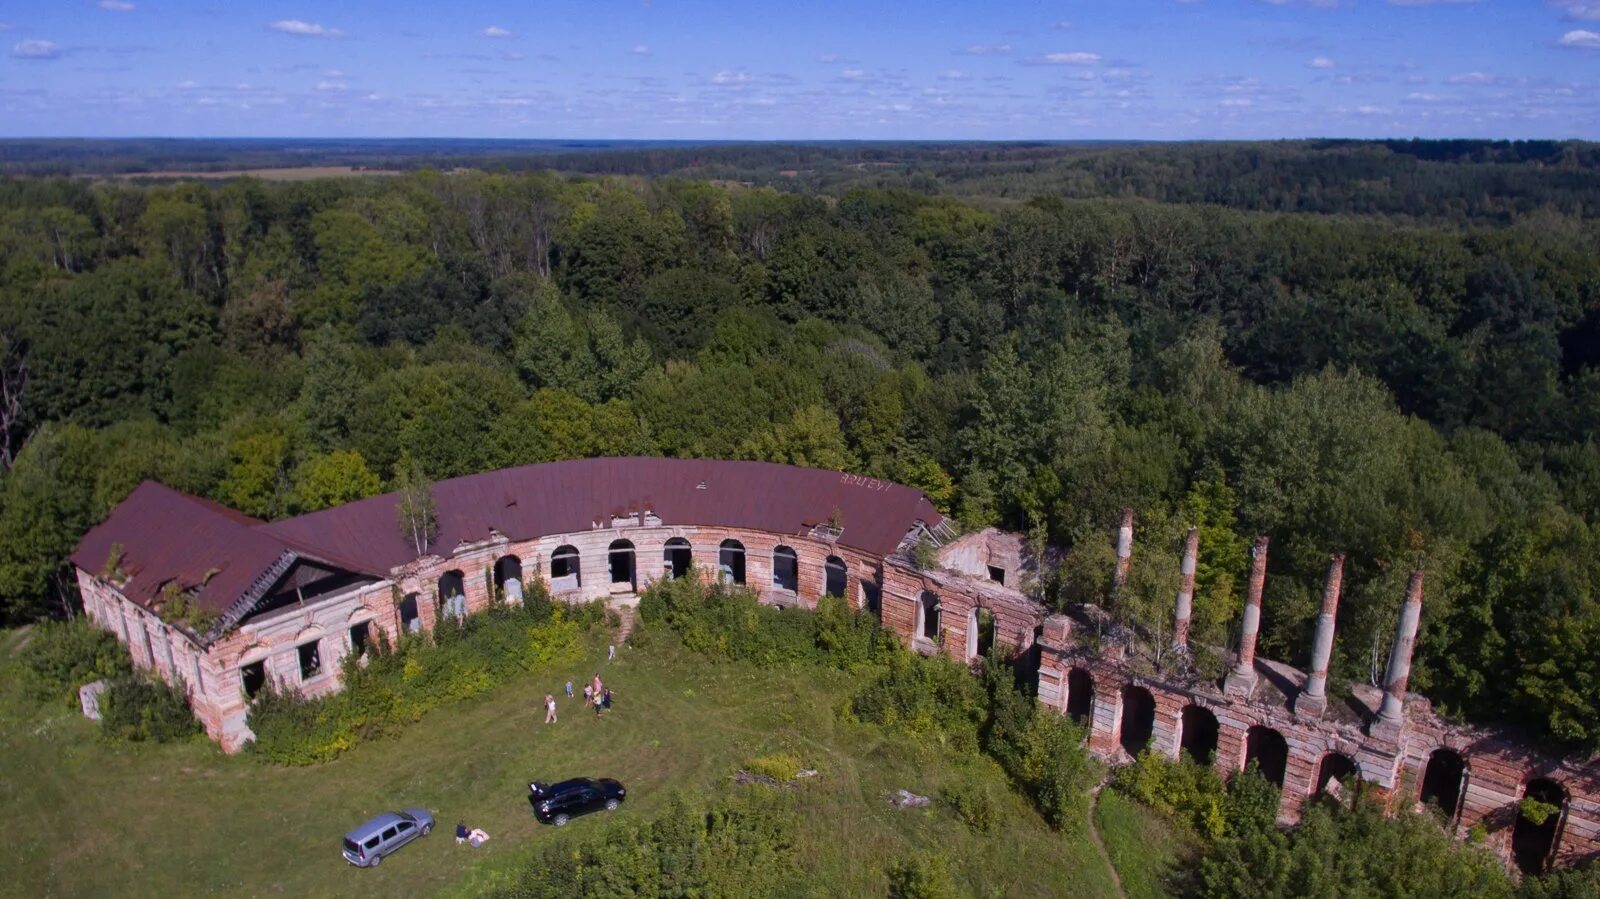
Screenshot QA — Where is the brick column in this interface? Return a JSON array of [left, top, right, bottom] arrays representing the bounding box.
[[1224, 536, 1269, 697], [1173, 526, 1199, 649], [1112, 507, 1135, 596], [1374, 569, 1424, 732], [1088, 678, 1123, 756], [1295, 553, 1345, 718]]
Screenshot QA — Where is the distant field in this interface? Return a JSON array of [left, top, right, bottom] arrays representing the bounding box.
[[0, 629, 1180, 897], [107, 166, 403, 182]]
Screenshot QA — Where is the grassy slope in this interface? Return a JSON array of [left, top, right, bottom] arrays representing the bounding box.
[[1095, 789, 1196, 899], [0, 630, 1167, 897]]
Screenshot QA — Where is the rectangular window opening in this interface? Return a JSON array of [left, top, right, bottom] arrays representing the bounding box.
[[297, 641, 322, 680], [349, 621, 371, 655], [240, 660, 266, 699], [987, 565, 1006, 585]]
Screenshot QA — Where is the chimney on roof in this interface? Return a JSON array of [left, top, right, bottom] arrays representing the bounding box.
[[1172, 526, 1200, 651], [1373, 568, 1425, 733], [1224, 535, 1269, 697], [1294, 553, 1345, 718], [1112, 507, 1135, 597]]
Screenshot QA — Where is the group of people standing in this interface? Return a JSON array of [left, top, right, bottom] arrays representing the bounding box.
[[543, 669, 617, 724]]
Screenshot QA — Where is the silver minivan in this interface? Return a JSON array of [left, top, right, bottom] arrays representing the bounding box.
[[342, 808, 435, 867]]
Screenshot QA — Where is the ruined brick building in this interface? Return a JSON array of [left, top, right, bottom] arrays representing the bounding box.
[[72, 458, 1598, 874]]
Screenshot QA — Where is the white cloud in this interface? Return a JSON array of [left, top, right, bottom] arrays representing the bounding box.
[[1035, 51, 1102, 65], [840, 68, 866, 80], [711, 70, 751, 85], [1309, 56, 1335, 69], [940, 68, 969, 80], [267, 20, 345, 38], [10, 39, 62, 59], [99, 0, 137, 10], [1386, 0, 1481, 5], [818, 52, 839, 63], [0, 22, 12, 31], [1558, 28, 1600, 48], [325, 69, 346, 78], [316, 80, 347, 92], [1445, 70, 1498, 84], [502, 51, 525, 61], [1220, 98, 1252, 107], [630, 43, 651, 55], [177, 79, 197, 89], [961, 43, 1012, 55], [1552, 2, 1600, 21], [479, 25, 514, 39], [1405, 91, 1444, 101]]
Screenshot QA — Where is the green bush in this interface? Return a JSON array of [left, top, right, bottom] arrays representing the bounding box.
[[20, 620, 131, 704], [639, 575, 894, 670], [476, 789, 802, 898], [1113, 750, 1231, 840], [248, 580, 589, 765], [98, 675, 201, 742], [850, 651, 986, 752], [940, 780, 1001, 833], [887, 851, 958, 899], [745, 752, 803, 782]]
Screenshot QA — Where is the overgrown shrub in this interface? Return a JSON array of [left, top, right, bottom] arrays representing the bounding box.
[[940, 780, 1001, 833], [886, 851, 958, 899], [477, 789, 802, 898], [850, 651, 986, 752], [974, 647, 1097, 832], [745, 752, 803, 782], [98, 675, 201, 742], [1113, 750, 1231, 840], [248, 581, 591, 764], [20, 619, 130, 704], [639, 575, 894, 670]]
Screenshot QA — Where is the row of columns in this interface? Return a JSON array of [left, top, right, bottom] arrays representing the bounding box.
[[1119, 512, 1426, 729]]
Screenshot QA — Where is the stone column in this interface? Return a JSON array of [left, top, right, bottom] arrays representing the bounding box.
[[1112, 507, 1135, 596], [1294, 553, 1345, 718], [1374, 568, 1424, 731], [1224, 536, 1269, 697], [1173, 526, 1200, 650]]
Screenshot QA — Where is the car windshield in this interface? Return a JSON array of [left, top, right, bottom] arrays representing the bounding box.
[[343, 838, 362, 855]]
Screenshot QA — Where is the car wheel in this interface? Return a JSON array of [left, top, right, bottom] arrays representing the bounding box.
[[553, 813, 570, 826], [421, 823, 432, 836], [605, 799, 620, 811], [369, 854, 381, 868]]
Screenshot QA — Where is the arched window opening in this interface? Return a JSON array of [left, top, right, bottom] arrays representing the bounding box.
[[494, 555, 524, 602], [917, 590, 941, 640], [772, 545, 799, 592], [664, 538, 692, 580], [1419, 749, 1467, 822], [1180, 705, 1219, 766], [551, 545, 581, 592], [966, 607, 997, 660], [609, 539, 637, 591], [439, 569, 467, 619], [1513, 778, 1568, 876], [399, 593, 421, 633], [825, 556, 847, 598], [1316, 753, 1360, 798], [240, 659, 267, 699], [1066, 668, 1095, 723], [718, 539, 746, 585], [861, 579, 881, 615], [1244, 726, 1289, 787], [1120, 685, 1156, 756]]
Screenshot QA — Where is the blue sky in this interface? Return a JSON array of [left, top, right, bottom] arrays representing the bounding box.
[[1, 0, 1596, 139]]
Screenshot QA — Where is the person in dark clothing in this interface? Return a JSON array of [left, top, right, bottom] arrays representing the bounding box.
[[456, 822, 469, 845], [602, 688, 614, 710]]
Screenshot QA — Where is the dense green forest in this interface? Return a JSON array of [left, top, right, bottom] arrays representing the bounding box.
[[1, 141, 1599, 757]]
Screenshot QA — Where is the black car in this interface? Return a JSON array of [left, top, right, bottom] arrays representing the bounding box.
[[528, 777, 627, 826]]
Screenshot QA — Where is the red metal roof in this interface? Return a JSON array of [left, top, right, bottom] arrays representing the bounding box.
[[73, 458, 944, 624]]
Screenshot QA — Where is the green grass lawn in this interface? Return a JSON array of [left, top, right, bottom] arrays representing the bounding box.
[[1095, 788, 1197, 899], [0, 630, 1179, 897]]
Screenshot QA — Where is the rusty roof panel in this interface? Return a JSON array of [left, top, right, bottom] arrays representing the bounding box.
[[74, 458, 945, 626]]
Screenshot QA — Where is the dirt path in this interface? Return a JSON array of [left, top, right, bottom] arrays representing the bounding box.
[[1087, 777, 1128, 899], [3, 624, 35, 658]]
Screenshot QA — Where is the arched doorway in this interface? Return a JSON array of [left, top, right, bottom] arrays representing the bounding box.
[[718, 539, 746, 585], [917, 590, 941, 641], [608, 539, 636, 591], [494, 555, 524, 602], [1419, 749, 1467, 822], [1244, 726, 1289, 787], [825, 556, 847, 598], [438, 570, 467, 619], [1315, 753, 1360, 797], [965, 607, 995, 660], [1066, 668, 1095, 723], [664, 537, 692, 580], [550, 545, 581, 592], [1513, 778, 1568, 875], [1120, 685, 1156, 756], [1180, 705, 1219, 765], [399, 592, 421, 633], [772, 545, 799, 592]]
